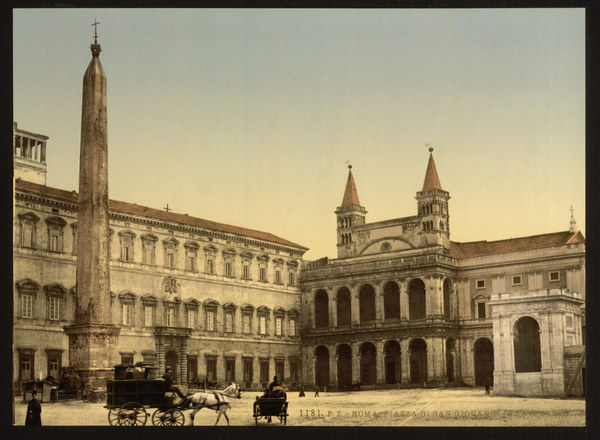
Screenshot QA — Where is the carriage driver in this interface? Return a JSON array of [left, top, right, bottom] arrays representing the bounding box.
[[268, 376, 281, 394], [163, 367, 190, 407]]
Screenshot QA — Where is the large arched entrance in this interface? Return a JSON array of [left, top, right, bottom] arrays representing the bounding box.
[[383, 282, 400, 320], [513, 317, 541, 373], [336, 287, 351, 326], [337, 344, 352, 389], [315, 346, 330, 387], [384, 340, 401, 384], [359, 285, 376, 322], [409, 338, 427, 384], [446, 338, 455, 383], [408, 279, 426, 320], [165, 351, 179, 382], [474, 338, 494, 386], [360, 342, 376, 385], [315, 290, 329, 328]]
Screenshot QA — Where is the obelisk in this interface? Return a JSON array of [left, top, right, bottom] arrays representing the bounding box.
[[64, 22, 120, 389]]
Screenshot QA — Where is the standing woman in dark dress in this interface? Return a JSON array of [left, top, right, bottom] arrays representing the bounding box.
[[25, 389, 41, 425]]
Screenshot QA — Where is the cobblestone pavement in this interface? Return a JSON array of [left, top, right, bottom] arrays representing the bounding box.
[[13, 387, 585, 427]]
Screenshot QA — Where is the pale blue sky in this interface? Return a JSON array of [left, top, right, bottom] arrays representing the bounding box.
[[13, 9, 585, 259]]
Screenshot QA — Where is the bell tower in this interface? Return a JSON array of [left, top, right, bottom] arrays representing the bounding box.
[[335, 165, 366, 258], [416, 146, 450, 248]]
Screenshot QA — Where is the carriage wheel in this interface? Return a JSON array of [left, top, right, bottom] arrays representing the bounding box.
[[152, 408, 185, 426], [118, 402, 148, 426], [107, 408, 121, 426]]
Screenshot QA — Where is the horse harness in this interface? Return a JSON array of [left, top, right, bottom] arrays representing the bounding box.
[[195, 390, 230, 410]]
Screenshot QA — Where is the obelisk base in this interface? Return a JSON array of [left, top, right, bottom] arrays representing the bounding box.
[[64, 323, 121, 389]]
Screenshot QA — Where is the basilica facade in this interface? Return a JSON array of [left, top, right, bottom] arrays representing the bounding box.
[[299, 153, 585, 396], [13, 123, 585, 397]]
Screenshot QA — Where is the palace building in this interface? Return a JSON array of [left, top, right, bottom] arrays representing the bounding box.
[[13, 123, 307, 394]]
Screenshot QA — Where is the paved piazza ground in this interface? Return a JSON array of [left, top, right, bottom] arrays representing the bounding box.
[[13, 387, 585, 427]]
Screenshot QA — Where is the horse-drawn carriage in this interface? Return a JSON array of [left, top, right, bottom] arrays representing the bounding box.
[[253, 385, 288, 425], [105, 364, 241, 426]]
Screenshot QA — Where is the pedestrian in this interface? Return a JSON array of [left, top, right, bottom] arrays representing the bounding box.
[[314, 385, 319, 397], [25, 389, 42, 426], [299, 386, 305, 397], [484, 382, 490, 395]]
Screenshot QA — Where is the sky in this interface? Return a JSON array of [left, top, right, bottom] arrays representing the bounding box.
[[13, 8, 585, 260]]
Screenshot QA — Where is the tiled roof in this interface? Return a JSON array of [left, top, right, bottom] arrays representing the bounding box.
[[341, 168, 361, 207], [15, 179, 308, 250], [450, 231, 585, 258], [422, 152, 442, 191]]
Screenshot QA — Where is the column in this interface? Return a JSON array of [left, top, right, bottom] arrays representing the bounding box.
[[375, 283, 384, 322], [350, 286, 360, 325], [425, 337, 433, 385], [399, 279, 409, 321], [328, 288, 337, 328], [351, 342, 360, 384], [328, 345, 337, 388], [253, 357, 261, 389], [430, 275, 443, 320], [41, 141, 46, 162], [376, 340, 385, 385], [400, 339, 410, 384], [308, 354, 316, 386]]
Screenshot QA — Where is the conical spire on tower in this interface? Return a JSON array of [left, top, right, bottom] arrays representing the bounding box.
[[341, 165, 361, 206], [422, 146, 443, 191]]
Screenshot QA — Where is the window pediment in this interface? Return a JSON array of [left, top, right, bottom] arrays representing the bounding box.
[[472, 293, 488, 301], [203, 299, 220, 309], [185, 241, 200, 250], [184, 298, 200, 308], [273, 258, 285, 266], [204, 244, 218, 254], [257, 254, 270, 262], [240, 304, 255, 313], [16, 279, 40, 294], [46, 216, 67, 227], [273, 306, 286, 316], [287, 259, 299, 268], [141, 233, 158, 242], [163, 237, 179, 246], [18, 212, 40, 223], [163, 296, 182, 305], [118, 291, 137, 302], [257, 305, 271, 314], [44, 283, 67, 296], [222, 248, 237, 257], [287, 308, 299, 318], [222, 302, 238, 311], [118, 230, 136, 238], [141, 293, 158, 304], [241, 251, 254, 260]]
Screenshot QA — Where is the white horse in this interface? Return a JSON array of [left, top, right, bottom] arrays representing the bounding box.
[[187, 383, 242, 426]]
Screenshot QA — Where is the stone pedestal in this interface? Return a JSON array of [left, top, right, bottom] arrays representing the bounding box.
[[63, 323, 120, 388]]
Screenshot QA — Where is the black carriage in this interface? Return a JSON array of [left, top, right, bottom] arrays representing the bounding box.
[[253, 397, 288, 425], [105, 364, 187, 426]]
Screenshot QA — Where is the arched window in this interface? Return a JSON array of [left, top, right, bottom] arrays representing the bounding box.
[[383, 281, 400, 320], [336, 287, 351, 326], [314, 290, 329, 328], [513, 317, 541, 373], [381, 242, 391, 252], [408, 278, 426, 320], [359, 284, 376, 322]]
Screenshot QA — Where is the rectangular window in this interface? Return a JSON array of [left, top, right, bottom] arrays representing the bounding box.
[[226, 359, 235, 383], [477, 302, 486, 319], [22, 294, 33, 318], [225, 313, 233, 333], [260, 360, 269, 382], [243, 314, 251, 334], [206, 358, 217, 381], [243, 359, 253, 384], [22, 223, 33, 247], [187, 309, 196, 329], [48, 296, 59, 320], [122, 303, 132, 325], [512, 275, 522, 286], [288, 271, 295, 286], [206, 259, 214, 274], [259, 316, 267, 335], [275, 361, 284, 380], [166, 308, 175, 327], [290, 361, 298, 384], [144, 245, 154, 264], [275, 270, 281, 284], [48, 356, 60, 379], [225, 261, 232, 277], [187, 253, 196, 271], [289, 318, 296, 336], [476, 279, 485, 289], [243, 264, 250, 279], [550, 271, 560, 282], [50, 233, 59, 251], [566, 315, 574, 329], [166, 249, 175, 268], [144, 306, 154, 327], [275, 317, 283, 336], [121, 354, 134, 365], [259, 267, 266, 282], [206, 310, 215, 331]]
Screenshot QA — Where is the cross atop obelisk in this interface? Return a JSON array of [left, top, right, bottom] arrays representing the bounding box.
[[90, 18, 102, 57]]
